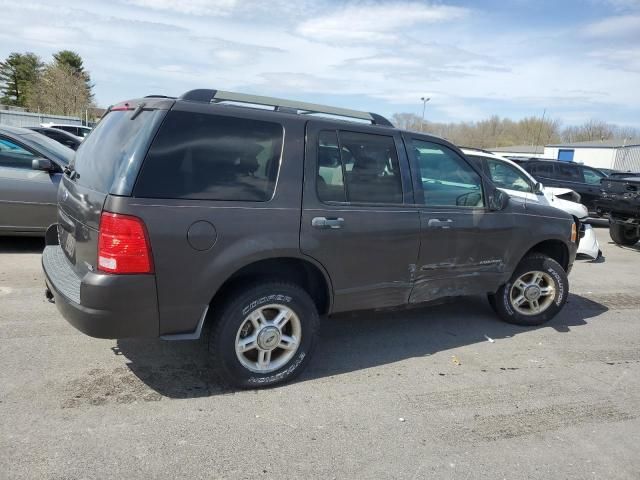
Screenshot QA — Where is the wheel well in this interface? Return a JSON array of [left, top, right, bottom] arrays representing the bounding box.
[[209, 258, 331, 316], [523, 240, 569, 271]]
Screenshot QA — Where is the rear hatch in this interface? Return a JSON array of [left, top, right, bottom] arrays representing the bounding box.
[[57, 100, 170, 275]]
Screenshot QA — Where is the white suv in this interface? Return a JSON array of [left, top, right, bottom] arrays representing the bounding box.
[[462, 148, 600, 259]]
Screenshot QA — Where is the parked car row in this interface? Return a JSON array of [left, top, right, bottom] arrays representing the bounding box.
[[507, 157, 606, 212]]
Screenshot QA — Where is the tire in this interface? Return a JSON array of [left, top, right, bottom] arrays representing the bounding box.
[[488, 254, 569, 326], [208, 282, 319, 388], [609, 222, 639, 246]]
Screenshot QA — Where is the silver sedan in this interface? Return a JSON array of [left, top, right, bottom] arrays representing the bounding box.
[[0, 125, 74, 236]]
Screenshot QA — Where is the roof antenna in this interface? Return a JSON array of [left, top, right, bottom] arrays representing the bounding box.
[[534, 108, 546, 156]]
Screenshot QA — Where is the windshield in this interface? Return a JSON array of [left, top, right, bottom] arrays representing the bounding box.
[[22, 132, 74, 165]]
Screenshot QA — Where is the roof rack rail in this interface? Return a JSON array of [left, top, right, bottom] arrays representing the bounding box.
[[178, 89, 393, 127]]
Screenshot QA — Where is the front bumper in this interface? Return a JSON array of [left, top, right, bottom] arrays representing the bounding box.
[[42, 245, 159, 339], [576, 223, 600, 259]]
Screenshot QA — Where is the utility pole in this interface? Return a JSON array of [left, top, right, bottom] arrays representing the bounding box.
[[420, 97, 431, 131]]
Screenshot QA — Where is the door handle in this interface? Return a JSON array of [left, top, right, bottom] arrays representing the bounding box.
[[428, 218, 453, 228], [312, 217, 345, 229]]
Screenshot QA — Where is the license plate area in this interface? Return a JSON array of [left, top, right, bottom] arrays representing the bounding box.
[[57, 221, 76, 263]]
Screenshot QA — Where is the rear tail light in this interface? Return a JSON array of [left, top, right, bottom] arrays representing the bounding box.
[[98, 212, 153, 274]]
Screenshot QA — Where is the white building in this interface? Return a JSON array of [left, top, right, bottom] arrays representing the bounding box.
[[544, 140, 640, 171], [490, 145, 546, 158]]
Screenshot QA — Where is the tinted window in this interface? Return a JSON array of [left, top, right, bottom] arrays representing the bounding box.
[[23, 132, 73, 165], [557, 163, 581, 182], [135, 111, 283, 202], [317, 131, 346, 202], [486, 158, 532, 193], [73, 109, 166, 193], [316, 130, 402, 204], [341, 131, 402, 204], [582, 167, 605, 185], [410, 140, 484, 207], [0, 137, 35, 169], [531, 163, 554, 178]]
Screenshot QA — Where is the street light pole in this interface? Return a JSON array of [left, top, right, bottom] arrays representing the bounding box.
[[420, 97, 431, 131]]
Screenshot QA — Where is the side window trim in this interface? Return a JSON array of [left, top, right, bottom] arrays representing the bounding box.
[[335, 130, 351, 202]]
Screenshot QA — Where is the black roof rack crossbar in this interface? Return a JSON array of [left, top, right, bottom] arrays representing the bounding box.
[[178, 89, 393, 127]]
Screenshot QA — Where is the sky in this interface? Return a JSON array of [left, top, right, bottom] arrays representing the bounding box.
[[1, 0, 639, 126]]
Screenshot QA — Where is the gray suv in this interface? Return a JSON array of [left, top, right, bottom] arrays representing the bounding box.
[[42, 89, 578, 387]]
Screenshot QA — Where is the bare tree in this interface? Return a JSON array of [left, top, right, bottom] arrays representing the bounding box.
[[391, 112, 562, 148], [561, 120, 640, 143], [26, 64, 92, 117]]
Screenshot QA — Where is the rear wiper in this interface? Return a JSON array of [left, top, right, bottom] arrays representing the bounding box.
[[130, 102, 146, 120]]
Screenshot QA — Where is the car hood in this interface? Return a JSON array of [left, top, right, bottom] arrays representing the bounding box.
[[544, 186, 574, 196], [542, 189, 589, 219]]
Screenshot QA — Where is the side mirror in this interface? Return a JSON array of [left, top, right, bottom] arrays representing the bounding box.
[[534, 182, 544, 194], [32, 158, 53, 171], [489, 189, 510, 211]]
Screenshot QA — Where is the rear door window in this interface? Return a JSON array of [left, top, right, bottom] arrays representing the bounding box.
[[557, 163, 582, 182], [316, 130, 403, 204], [134, 111, 284, 202]]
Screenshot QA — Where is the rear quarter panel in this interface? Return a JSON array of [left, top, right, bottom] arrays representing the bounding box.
[[105, 115, 309, 336]]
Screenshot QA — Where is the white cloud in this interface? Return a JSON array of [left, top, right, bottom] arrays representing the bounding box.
[[0, 0, 638, 126], [124, 0, 238, 15], [583, 14, 640, 38], [296, 2, 468, 43]]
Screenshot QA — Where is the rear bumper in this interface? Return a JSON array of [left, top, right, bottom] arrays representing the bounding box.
[[42, 245, 159, 339]]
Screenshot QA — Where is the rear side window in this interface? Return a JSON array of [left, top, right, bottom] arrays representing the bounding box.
[[135, 111, 283, 202]]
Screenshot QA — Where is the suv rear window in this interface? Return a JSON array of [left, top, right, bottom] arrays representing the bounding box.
[[134, 111, 283, 202], [72, 109, 166, 194]]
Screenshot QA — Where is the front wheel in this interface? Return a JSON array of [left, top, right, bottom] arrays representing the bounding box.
[[609, 222, 639, 246], [208, 282, 319, 388], [488, 254, 568, 326]]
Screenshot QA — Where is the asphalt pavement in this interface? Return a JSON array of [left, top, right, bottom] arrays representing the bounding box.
[[1, 227, 639, 479]]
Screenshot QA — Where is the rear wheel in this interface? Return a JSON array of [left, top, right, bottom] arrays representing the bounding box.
[[609, 222, 639, 246], [208, 282, 319, 388], [488, 254, 568, 326]]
